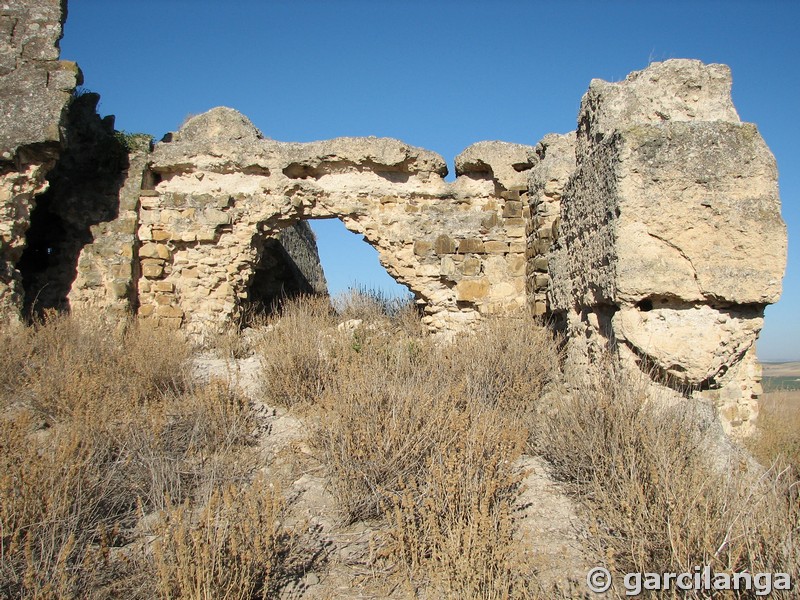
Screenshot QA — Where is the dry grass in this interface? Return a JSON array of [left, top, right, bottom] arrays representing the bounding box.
[[5, 299, 800, 599], [304, 305, 551, 597], [750, 390, 800, 473], [255, 295, 340, 409], [151, 476, 301, 600], [534, 364, 800, 597], [0, 312, 290, 599], [380, 407, 533, 599]]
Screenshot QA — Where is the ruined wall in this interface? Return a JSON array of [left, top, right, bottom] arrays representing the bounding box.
[[243, 221, 328, 316], [0, 0, 79, 320], [17, 92, 139, 316], [538, 60, 787, 435], [0, 2, 788, 437], [128, 108, 533, 336]]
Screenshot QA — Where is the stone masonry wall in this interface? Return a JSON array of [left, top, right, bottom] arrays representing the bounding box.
[[128, 108, 534, 337], [541, 60, 787, 435], [0, 2, 788, 440], [0, 0, 79, 320]]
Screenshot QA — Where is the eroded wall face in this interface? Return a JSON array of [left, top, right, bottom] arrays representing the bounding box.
[[0, 9, 788, 443], [128, 108, 533, 337], [0, 0, 79, 321], [538, 60, 787, 435]]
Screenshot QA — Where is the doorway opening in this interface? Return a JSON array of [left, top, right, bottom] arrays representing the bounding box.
[[238, 217, 414, 323]]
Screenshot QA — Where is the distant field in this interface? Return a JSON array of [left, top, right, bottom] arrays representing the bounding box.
[[761, 361, 800, 392], [763, 377, 800, 392]]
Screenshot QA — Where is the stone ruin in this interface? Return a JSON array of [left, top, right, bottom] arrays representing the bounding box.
[[0, 0, 787, 435]]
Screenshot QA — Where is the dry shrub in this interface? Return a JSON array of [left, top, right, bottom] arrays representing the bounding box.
[[0, 313, 266, 599], [314, 344, 456, 523], [534, 363, 800, 597], [440, 312, 559, 416], [255, 295, 339, 408], [0, 310, 189, 419], [152, 476, 300, 600], [120, 381, 260, 512], [332, 285, 413, 322], [313, 313, 546, 596], [0, 410, 134, 598], [382, 407, 533, 599]]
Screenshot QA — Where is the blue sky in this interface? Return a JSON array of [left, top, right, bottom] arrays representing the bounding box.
[[61, 0, 799, 360]]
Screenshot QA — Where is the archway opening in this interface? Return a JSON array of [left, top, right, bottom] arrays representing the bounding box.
[[242, 221, 328, 319], [238, 217, 415, 324]]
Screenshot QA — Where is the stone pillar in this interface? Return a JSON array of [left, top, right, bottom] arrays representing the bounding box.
[[546, 59, 787, 435]]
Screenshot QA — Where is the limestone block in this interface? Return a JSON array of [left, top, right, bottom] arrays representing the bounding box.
[[503, 201, 523, 218], [414, 240, 433, 256], [141, 262, 164, 279], [484, 241, 509, 254], [461, 257, 481, 276], [434, 235, 457, 255], [139, 243, 172, 260], [507, 254, 525, 276], [455, 141, 536, 190], [440, 256, 459, 279], [577, 59, 740, 158], [155, 305, 184, 318], [456, 279, 489, 302], [613, 304, 762, 385], [458, 238, 485, 254]]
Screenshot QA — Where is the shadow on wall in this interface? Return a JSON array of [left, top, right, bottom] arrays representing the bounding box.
[[239, 221, 329, 323], [15, 91, 129, 319]]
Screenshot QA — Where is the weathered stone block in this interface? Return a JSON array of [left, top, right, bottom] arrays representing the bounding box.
[[434, 234, 456, 254], [502, 200, 523, 218], [155, 305, 184, 318], [153, 281, 175, 293], [139, 242, 171, 260], [414, 240, 433, 256], [456, 279, 489, 302], [484, 241, 509, 254], [507, 254, 525, 276], [458, 238, 485, 254], [141, 262, 164, 279], [461, 257, 481, 276], [481, 211, 499, 229]]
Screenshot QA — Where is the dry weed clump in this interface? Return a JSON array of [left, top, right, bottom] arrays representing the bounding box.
[[314, 344, 456, 523], [0, 313, 276, 599], [381, 407, 534, 599], [0, 310, 189, 420], [750, 391, 800, 473], [439, 313, 559, 416], [255, 294, 340, 409], [152, 476, 300, 600], [534, 364, 800, 597], [311, 308, 549, 596]]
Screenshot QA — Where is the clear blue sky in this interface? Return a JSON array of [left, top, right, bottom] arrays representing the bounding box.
[[60, 0, 799, 361]]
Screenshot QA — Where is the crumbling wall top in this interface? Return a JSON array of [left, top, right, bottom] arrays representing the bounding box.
[[577, 59, 740, 156], [0, 0, 81, 158]]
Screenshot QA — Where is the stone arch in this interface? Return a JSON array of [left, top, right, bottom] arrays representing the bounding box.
[[134, 108, 535, 337]]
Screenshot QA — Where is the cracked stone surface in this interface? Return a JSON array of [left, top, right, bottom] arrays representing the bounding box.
[[542, 60, 787, 435]]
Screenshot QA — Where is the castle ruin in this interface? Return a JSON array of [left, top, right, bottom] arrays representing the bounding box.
[[0, 0, 787, 434]]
